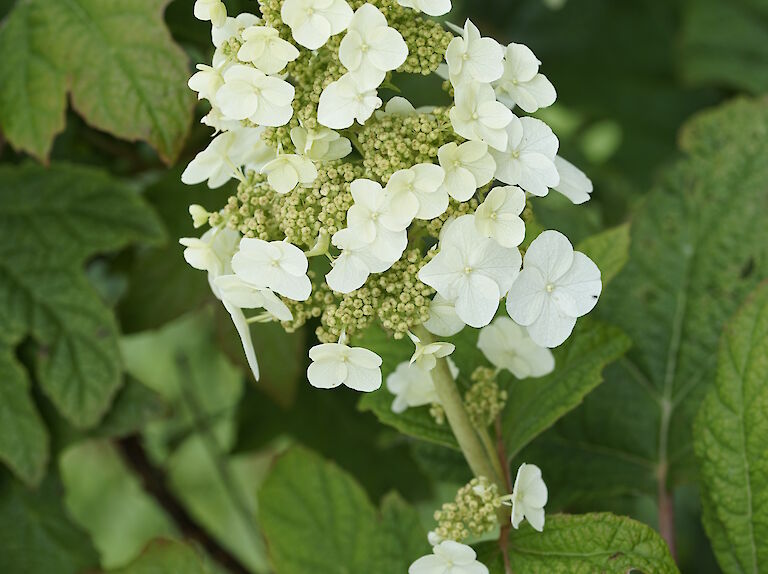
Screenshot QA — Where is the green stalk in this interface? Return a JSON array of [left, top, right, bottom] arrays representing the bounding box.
[[415, 326, 506, 488]]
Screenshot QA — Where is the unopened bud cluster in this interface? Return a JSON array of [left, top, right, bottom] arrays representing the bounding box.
[[433, 476, 502, 541]]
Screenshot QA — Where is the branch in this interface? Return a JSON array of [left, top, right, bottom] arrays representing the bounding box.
[[117, 435, 252, 574], [495, 417, 514, 574]]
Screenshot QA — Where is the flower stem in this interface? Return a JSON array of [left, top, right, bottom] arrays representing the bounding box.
[[415, 326, 505, 488]]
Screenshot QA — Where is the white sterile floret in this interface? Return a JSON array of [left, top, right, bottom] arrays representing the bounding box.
[[216, 65, 295, 126], [407, 331, 455, 371], [188, 65, 223, 103], [397, 0, 451, 16], [317, 74, 382, 129], [474, 185, 526, 248], [552, 156, 593, 204], [194, 0, 227, 27], [409, 541, 489, 574], [506, 230, 601, 347], [201, 106, 243, 134], [290, 125, 351, 161], [188, 205, 211, 229], [214, 274, 293, 322], [237, 26, 300, 74], [260, 154, 318, 194], [504, 463, 548, 531], [232, 238, 313, 301], [386, 361, 439, 413], [386, 164, 447, 220], [307, 332, 382, 391], [437, 141, 496, 202], [212, 13, 261, 48], [345, 178, 415, 262], [477, 317, 554, 378], [339, 4, 408, 88], [325, 227, 389, 293], [445, 19, 504, 86], [181, 128, 265, 189], [281, 0, 353, 50], [491, 116, 559, 196], [450, 82, 514, 152], [424, 293, 465, 337], [494, 43, 556, 113], [418, 215, 521, 328]]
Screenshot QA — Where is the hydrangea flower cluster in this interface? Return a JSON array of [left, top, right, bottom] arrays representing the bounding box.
[[182, 0, 594, 566]]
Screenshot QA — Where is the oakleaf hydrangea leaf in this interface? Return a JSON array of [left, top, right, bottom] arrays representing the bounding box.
[[694, 283, 768, 573], [575, 223, 630, 286], [502, 320, 630, 460], [0, 164, 163, 441], [0, 0, 194, 163], [258, 446, 428, 574], [476, 512, 679, 573], [521, 97, 768, 504]]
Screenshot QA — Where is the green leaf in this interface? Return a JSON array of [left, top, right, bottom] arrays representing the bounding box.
[[105, 539, 210, 574], [576, 223, 630, 286], [521, 97, 768, 504], [0, 344, 48, 485], [0, 1, 67, 161], [682, 0, 768, 94], [60, 440, 175, 569], [0, 164, 163, 456], [694, 283, 768, 573], [0, 474, 99, 573], [91, 378, 168, 439], [0, 0, 194, 163], [357, 326, 458, 448], [502, 320, 630, 460], [476, 513, 679, 574], [258, 446, 428, 574]]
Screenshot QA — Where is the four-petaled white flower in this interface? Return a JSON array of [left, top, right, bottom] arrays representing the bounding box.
[[290, 125, 352, 161], [407, 331, 455, 371], [450, 82, 513, 151], [397, 0, 451, 16], [386, 164, 447, 220], [474, 185, 526, 248], [418, 215, 521, 328], [188, 64, 223, 103], [346, 178, 415, 262], [491, 116, 559, 197], [504, 463, 548, 531], [552, 156, 593, 205], [339, 4, 408, 88], [477, 317, 554, 378], [317, 73, 383, 129], [437, 141, 496, 202], [181, 128, 265, 189], [237, 25, 300, 74], [423, 293, 465, 337], [386, 360, 439, 414], [445, 19, 504, 86], [194, 0, 227, 27], [232, 238, 313, 301], [307, 332, 383, 391], [261, 153, 318, 194], [325, 227, 388, 293], [506, 230, 601, 347], [494, 43, 556, 113], [409, 541, 489, 574], [281, 0, 353, 50], [216, 65, 295, 126]]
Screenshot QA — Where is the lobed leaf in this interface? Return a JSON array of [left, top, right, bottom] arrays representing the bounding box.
[[694, 283, 768, 573], [477, 512, 679, 573]]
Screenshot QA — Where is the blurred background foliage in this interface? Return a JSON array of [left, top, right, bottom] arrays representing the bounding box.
[[0, 0, 766, 573]]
